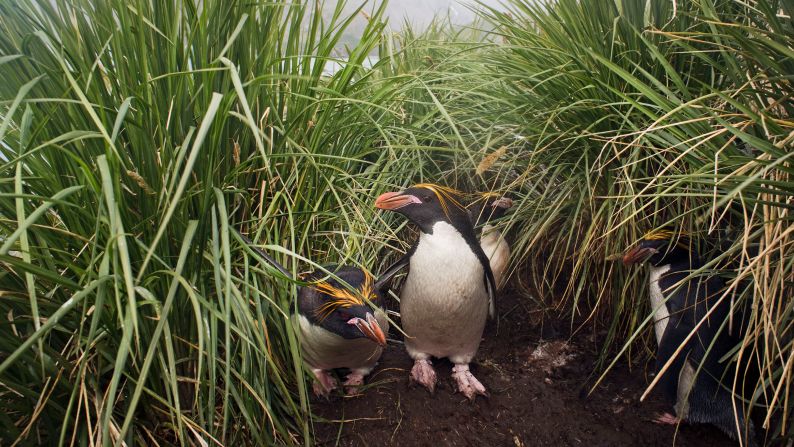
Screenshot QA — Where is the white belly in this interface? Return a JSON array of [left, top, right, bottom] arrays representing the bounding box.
[[481, 224, 510, 290], [294, 311, 387, 374], [400, 222, 488, 363], [649, 264, 671, 345]]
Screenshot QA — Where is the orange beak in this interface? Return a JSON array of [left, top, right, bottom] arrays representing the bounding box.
[[348, 313, 387, 346], [622, 246, 657, 266], [375, 191, 421, 210]]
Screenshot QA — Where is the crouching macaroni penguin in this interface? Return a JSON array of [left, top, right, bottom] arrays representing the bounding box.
[[235, 230, 391, 396]]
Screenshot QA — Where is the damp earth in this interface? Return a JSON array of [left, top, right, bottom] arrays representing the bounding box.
[[311, 290, 742, 447]]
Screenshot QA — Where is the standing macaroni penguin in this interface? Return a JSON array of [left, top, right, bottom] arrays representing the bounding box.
[[468, 194, 513, 317], [236, 231, 388, 396], [375, 184, 495, 400], [623, 229, 756, 446]]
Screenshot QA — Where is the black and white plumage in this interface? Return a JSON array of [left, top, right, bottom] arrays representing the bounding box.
[[468, 195, 513, 317], [623, 229, 756, 446], [295, 267, 388, 395], [375, 184, 495, 400], [235, 231, 388, 396]]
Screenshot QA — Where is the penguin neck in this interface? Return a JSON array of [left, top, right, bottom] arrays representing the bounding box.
[[648, 263, 671, 282], [418, 220, 479, 253], [419, 221, 467, 246]]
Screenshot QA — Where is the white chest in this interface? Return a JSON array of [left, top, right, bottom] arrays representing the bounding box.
[[648, 264, 671, 345], [294, 312, 386, 373], [405, 222, 485, 299], [400, 222, 488, 360]]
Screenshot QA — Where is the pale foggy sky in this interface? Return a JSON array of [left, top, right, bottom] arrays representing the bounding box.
[[379, 0, 505, 29], [325, 1, 508, 49]]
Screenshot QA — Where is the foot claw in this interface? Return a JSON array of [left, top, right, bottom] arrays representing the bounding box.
[[653, 412, 680, 425], [452, 364, 487, 401], [312, 369, 337, 397], [344, 372, 365, 396], [410, 359, 437, 394]]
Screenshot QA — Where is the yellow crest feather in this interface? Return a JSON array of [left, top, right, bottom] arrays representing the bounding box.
[[413, 183, 467, 220], [311, 271, 377, 321], [643, 228, 689, 250], [643, 228, 687, 241]]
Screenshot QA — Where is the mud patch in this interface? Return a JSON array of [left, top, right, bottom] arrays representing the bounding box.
[[311, 291, 738, 446]]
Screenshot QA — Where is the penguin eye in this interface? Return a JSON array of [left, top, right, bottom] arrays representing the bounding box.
[[422, 194, 433, 202], [337, 311, 352, 321]]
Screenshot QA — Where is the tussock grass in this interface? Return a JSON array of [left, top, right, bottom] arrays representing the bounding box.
[[468, 0, 793, 439], [0, 0, 452, 444], [1, 0, 792, 444]]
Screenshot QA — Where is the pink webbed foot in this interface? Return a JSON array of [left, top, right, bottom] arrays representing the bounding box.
[[312, 369, 337, 397], [452, 364, 488, 401], [410, 359, 437, 394], [653, 412, 681, 425], [343, 371, 366, 396]]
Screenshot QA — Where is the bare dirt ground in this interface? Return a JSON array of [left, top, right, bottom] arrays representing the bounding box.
[[311, 290, 745, 447]]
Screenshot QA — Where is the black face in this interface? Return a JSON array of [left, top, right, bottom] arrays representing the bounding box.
[[374, 185, 472, 234], [468, 196, 513, 228], [319, 302, 381, 340], [299, 266, 387, 345], [623, 238, 690, 267]]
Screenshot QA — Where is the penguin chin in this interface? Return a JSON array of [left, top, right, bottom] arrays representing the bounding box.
[[622, 246, 658, 266]]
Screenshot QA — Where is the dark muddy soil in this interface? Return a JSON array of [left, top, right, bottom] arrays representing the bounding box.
[[311, 290, 742, 447]]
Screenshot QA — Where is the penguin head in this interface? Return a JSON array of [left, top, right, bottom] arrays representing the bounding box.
[[374, 183, 471, 233], [301, 267, 387, 345], [623, 228, 690, 267], [468, 194, 514, 227]]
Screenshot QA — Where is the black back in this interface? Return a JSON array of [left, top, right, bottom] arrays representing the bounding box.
[[654, 256, 755, 444]]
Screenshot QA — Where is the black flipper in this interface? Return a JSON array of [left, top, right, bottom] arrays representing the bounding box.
[[374, 244, 416, 292], [683, 366, 757, 446], [687, 277, 756, 445], [233, 228, 293, 279], [462, 229, 497, 319]]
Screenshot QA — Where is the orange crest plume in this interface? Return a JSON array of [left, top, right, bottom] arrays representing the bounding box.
[[312, 271, 377, 321], [643, 228, 689, 249], [413, 183, 468, 220]]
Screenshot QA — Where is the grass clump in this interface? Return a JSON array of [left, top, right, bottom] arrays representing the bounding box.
[[471, 0, 793, 437], [1, 0, 793, 444], [0, 0, 448, 444]]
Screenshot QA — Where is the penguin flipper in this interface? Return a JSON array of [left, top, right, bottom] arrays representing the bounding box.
[[486, 270, 496, 319], [374, 245, 416, 293], [233, 228, 293, 279], [477, 250, 496, 319]]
